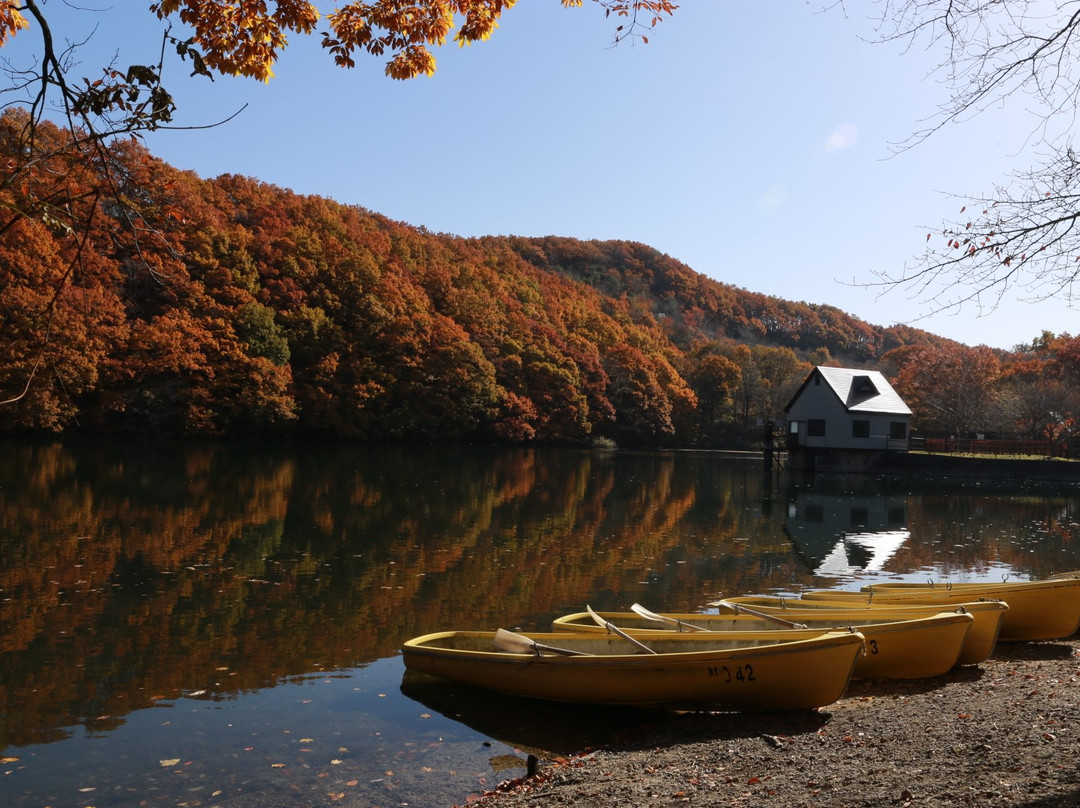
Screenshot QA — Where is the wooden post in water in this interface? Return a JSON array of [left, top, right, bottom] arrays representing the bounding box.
[[763, 419, 774, 470], [762, 419, 775, 514]]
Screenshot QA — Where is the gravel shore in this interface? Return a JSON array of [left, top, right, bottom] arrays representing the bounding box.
[[468, 638, 1080, 807]]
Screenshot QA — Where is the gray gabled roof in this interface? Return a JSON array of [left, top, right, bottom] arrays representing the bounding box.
[[786, 367, 913, 416]]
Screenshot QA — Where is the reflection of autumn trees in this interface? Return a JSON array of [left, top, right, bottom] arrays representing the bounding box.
[[0, 442, 803, 748], [781, 475, 1080, 581], [2, 112, 954, 447], [896, 486, 1079, 579], [4, 442, 1080, 749]]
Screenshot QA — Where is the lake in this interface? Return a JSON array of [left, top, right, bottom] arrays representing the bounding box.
[[2, 439, 1080, 808]]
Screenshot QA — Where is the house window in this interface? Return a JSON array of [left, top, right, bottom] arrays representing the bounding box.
[[890, 421, 908, 440], [852, 420, 870, 438], [808, 419, 826, 437]]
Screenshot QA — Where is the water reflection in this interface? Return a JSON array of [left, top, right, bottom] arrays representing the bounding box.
[[3, 440, 1080, 807], [399, 670, 664, 757], [785, 489, 910, 575]]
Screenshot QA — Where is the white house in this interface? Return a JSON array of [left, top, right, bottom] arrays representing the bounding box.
[[785, 366, 912, 454]]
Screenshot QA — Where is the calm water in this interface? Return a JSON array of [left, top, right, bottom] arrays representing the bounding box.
[[2, 440, 1080, 808]]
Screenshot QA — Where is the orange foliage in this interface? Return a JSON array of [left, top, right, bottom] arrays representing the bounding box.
[[1, 111, 961, 447], [0, 1, 27, 45], [145, 2, 679, 81]]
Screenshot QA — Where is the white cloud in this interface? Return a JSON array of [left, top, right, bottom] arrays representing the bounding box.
[[824, 123, 859, 152]]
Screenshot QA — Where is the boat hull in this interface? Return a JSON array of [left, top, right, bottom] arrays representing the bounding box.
[[802, 577, 1080, 641], [722, 597, 1007, 665], [401, 629, 865, 710], [553, 610, 974, 679]]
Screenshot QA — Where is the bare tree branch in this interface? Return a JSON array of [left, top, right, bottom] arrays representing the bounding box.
[[846, 1, 1080, 320]]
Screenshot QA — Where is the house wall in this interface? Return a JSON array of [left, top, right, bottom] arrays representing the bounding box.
[[787, 374, 909, 450]]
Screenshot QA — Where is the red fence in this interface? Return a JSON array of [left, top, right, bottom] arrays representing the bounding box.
[[921, 437, 1074, 458]]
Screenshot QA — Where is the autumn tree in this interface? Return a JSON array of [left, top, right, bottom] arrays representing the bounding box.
[[858, 2, 1080, 318], [687, 348, 740, 437], [887, 343, 1002, 437], [0, 0, 676, 414]]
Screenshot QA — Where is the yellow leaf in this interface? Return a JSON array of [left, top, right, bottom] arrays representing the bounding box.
[[0, 6, 29, 47], [159, 759, 181, 767]]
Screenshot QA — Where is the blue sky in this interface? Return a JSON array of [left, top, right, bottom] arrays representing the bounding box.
[[4, 2, 1074, 349]]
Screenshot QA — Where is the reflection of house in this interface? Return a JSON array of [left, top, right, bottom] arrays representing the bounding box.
[[811, 530, 910, 577], [785, 492, 909, 576], [785, 367, 912, 471]]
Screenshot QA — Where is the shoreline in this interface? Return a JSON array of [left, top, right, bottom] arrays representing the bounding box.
[[468, 637, 1080, 808]]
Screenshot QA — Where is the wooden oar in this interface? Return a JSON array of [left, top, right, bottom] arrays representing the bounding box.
[[630, 603, 711, 632], [587, 605, 658, 654], [708, 599, 809, 630], [493, 628, 589, 657]]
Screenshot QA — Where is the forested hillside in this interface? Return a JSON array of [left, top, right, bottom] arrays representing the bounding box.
[[0, 109, 1030, 447]]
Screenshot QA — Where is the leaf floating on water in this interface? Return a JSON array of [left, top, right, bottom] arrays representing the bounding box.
[[271, 763, 286, 769], [1, 756, 19, 764], [300, 738, 315, 743], [330, 759, 343, 765], [159, 759, 181, 768], [188, 690, 207, 697]]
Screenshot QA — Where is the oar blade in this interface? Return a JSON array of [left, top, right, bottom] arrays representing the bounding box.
[[586, 605, 658, 654], [494, 628, 588, 657], [712, 599, 807, 630], [630, 602, 670, 623], [494, 628, 536, 654], [630, 603, 710, 632]]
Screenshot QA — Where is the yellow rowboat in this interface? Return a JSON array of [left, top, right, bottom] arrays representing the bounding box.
[[401, 628, 866, 710], [553, 607, 974, 680], [721, 597, 1007, 666], [801, 575, 1080, 641]]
